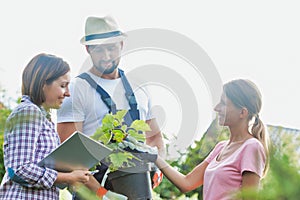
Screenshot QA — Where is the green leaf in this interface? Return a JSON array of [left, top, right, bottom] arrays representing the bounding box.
[[112, 129, 126, 143], [128, 129, 146, 142], [130, 120, 151, 132], [114, 110, 128, 122], [121, 124, 127, 132], [91, 128, 104, 140], [114, 119, 121, 127], [90, 133, 98, 141], [109, 152, 135, 171], [101, 114, 114, 131], [91, 112, 153, 173], [98, 132, 112, 145], [106, 143, 119, 150]]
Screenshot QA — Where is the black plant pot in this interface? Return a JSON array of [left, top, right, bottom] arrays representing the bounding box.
[[108, 163, 152, 200]]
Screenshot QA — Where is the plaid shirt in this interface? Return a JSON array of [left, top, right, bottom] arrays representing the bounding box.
[[0, 95, 60, 200]]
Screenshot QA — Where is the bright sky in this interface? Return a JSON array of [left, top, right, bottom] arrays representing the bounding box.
[[1, 1, 299, 151]]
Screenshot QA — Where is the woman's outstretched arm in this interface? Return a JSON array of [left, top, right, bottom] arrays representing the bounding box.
[[155, 156, 209, 193]]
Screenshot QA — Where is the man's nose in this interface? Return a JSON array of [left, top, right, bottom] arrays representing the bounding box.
[[102, 49, 111, 60]]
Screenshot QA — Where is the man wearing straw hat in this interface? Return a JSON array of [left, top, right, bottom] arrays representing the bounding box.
[[57, 15, 165, 199]]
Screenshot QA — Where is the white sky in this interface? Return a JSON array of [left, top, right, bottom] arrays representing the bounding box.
[[1, 1, 299, 146]]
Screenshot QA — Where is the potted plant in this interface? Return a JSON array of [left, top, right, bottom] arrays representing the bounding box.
[[91, 110, 157, 199]]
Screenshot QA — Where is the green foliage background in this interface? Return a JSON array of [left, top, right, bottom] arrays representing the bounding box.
[[0, 104, 11, 182], [152, 123, 300, 200], [0, 92, 299, 199], [153, 119, 230, 199]]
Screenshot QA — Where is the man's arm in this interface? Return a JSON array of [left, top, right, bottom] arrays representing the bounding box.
[[145, 118, 165, 157], [57, 122, 83, 143]]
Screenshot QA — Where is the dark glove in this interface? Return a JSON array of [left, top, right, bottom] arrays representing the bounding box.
[[131, 150, 158, 162], [118, 136, 158, 162]]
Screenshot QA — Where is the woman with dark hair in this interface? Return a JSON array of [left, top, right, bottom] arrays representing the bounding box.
[[0, 53, 90, 200], [155, 79, 270, 200]]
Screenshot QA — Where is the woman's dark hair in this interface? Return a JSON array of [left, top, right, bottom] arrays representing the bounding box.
[[22, 53, 70, 106]]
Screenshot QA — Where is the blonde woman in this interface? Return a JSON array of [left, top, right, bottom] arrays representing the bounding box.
[[155, 79, 269, 200]]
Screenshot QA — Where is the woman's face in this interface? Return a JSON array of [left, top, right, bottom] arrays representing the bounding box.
[[214, 92, 242, 126], [42, 71, 71, 109]]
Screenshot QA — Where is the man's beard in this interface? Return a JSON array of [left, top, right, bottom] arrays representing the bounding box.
[[94, 60, 119, 75]]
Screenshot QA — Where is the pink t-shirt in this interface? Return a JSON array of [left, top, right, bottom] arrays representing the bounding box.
[[203, 138, 266, 200]]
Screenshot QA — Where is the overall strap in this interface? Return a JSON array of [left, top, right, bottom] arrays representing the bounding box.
[[118, 69, 138, 112], [77, 73, 117, 113], [77, 70, 139, 116]]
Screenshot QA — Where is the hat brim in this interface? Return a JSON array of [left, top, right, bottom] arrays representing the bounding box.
[[80, 34, 126, 45]]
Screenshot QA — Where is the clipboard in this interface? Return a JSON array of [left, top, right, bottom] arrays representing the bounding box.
[[38, 131, 112, 172]]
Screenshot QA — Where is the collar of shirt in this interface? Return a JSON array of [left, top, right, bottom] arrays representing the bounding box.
[[21, 95, 51, 121]]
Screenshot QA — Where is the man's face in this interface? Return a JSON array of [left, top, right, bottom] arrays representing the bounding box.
[[88, 42, 123, 74]]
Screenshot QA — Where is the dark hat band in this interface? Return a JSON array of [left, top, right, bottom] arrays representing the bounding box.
[[85, 31, 123, 41]]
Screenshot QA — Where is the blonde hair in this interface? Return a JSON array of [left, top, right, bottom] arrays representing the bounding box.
[[224, 79, 270, 176]]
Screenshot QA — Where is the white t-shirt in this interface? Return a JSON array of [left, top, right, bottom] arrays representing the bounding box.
[[57, 71, 153, 136]]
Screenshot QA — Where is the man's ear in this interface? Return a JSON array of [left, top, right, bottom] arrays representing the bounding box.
[[85, 45, 90, 53]]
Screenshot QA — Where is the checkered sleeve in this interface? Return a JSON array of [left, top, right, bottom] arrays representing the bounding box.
[[4, 105, 58, 189]]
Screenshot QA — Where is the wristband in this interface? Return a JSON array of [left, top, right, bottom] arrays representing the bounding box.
[[96, 186, 108, 197]]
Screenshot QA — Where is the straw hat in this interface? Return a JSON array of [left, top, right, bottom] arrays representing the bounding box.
[[80, 16, 126, 45]]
